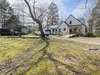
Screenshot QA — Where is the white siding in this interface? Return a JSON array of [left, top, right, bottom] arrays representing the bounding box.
[[58, 23, 69, 35], [81, 25, 86, 35]]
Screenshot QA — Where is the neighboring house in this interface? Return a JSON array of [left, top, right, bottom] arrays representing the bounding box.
[[43, 15, 87, 35]]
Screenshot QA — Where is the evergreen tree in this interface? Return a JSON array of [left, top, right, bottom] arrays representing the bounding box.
[[6, 15, 20, 30], [47, 2, 59, 26], [0, 0, 13, 28], [91, 0, 100, 35]]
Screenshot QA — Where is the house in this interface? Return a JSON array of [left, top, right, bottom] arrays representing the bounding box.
[[43, 25, 58, 35], [65, 15, 86, 35], [43, 15, 87, 36], [57, 22, 69, 35]]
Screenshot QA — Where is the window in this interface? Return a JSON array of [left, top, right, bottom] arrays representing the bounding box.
[[52, 29, 55, 32], [63, 28, 66, 31], [45, 30, 50, 32], [55, 29, 57, 32], [69, 21, 72, 24], [59, 29, 61, 32], [70, 29, 72, 34], [74, 28, 77, 31]]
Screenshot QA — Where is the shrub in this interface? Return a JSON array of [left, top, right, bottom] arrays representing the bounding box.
[[85, 33, 96, 37]]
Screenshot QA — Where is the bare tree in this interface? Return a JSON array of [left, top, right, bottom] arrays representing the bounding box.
[[24, 0, 46, 38]]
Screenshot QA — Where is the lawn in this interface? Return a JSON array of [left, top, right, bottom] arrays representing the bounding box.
[[0, 37, 100, 75], [25, 39, 100, 75], [0, 37, 40, 62]]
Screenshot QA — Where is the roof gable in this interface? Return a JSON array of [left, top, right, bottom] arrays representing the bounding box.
[[66, 15, 83, 26], [57, 21, 69, 28]]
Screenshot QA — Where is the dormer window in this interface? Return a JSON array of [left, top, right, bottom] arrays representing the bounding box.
[[69, 21, 72, 24]]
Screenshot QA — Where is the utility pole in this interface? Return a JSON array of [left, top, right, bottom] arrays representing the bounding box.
[[85, 0, 88, 8]]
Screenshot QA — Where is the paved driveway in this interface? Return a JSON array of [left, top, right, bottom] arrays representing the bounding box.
[[67, 37, 100, 45], [53, 36, 100, 45]]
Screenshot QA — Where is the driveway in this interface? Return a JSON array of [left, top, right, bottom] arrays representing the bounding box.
[[52, 36, 100, 45], [67, 37, 100, 45]]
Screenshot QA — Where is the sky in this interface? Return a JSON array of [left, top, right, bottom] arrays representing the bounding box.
[[7, 0, 96, 20]]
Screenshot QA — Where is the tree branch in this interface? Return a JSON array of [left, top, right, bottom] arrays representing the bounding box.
[[33, 0, 37, 18], [24, 0, 45, 38]]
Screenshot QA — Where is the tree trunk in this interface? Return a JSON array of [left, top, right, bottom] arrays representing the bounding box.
[[24, 0, 45, 38], [38, 21, 45, 38]]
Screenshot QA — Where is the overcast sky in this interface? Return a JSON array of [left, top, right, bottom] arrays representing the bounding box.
[[7, 0, 96, 19]]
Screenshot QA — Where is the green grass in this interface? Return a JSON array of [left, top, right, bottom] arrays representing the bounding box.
[[0, 37, 39, 62], [25, 39, 100, 75], [0, 37, 100, 75]]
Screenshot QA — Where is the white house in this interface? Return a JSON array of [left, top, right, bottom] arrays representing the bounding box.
[[57, 22, 69, 35], [43, 25, 58, 35], [43, 15, 87, 35], [65, 15, 86, 35]]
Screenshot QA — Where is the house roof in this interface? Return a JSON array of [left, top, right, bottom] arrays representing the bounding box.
[[49, 25, 58, 29], [43, 25, 58, 30], [57, 21, 69, 28], [43, 15, 86, 30], [65, 15, 86, 26]]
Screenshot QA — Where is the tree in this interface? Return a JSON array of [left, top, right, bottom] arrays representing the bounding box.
[[0, 0, 13, 28], [24, 0, 46, 38], [47, 2, 59, 26], [90, 0, 100, 36], [88, 18, 93, 33], [6, 15, 20, 31]]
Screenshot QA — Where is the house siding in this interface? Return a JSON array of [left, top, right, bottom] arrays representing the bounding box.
[[58, 23, 69, 35]]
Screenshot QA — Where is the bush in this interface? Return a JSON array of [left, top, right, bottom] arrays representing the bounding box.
[[0, 29, 12, 35], [85, 33, 96, 37]]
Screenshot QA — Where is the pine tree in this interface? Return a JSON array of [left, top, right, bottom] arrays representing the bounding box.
[[47, 2, 59, 26], [91, 0, 100, 35], [6, 15, 20, 30], [0, 0, 13, 28]]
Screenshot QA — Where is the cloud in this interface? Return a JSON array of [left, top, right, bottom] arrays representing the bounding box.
[[56, 0, 70, 18], [71, 3, 86, 18], [7, 0, 69, 17], [71, 0, 96, 18], [7, 0, 96, 20]]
